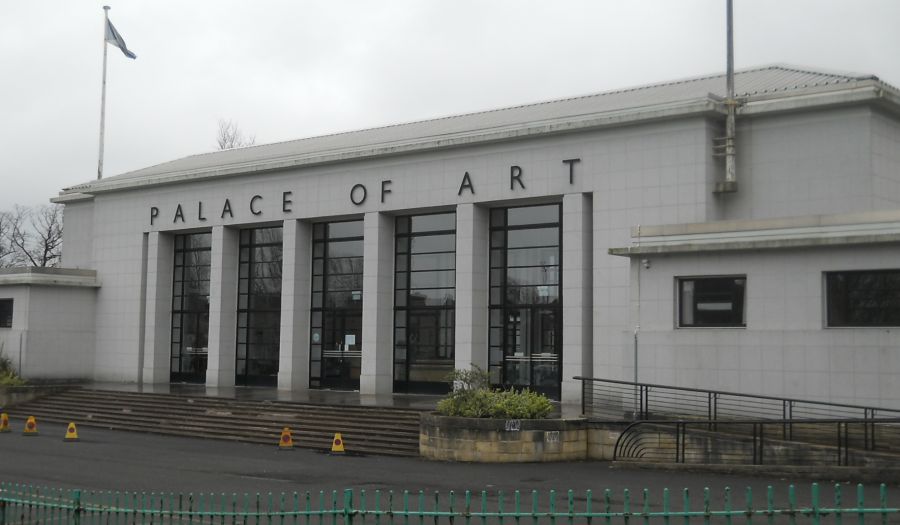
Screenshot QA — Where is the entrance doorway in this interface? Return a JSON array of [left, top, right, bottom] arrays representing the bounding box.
[[319, 310, 361, 390], [309, 220, 364, 391]]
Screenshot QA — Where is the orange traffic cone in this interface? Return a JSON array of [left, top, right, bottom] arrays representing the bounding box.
[[330, 432, 345, 455], [23, 416, 38, 436], [64, 422, 80, 442], [0, 412, 9, 433], [278, 427, 294, 450]]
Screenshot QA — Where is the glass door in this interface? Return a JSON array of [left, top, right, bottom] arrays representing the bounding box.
[[320, 310, 362, 390], [502, 306, 561, 398]]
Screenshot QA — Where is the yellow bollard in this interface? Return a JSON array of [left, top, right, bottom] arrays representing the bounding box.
[[23, 416, 38, 436], [278, 427, 294, 450], [64, 422, 80, 442], [330, 432, 345, 454]]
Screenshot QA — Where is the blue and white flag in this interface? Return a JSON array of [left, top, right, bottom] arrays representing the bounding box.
[[105, 18, 137, 59]]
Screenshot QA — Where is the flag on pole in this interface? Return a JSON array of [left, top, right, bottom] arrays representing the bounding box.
[[105, 18, 137, 59]]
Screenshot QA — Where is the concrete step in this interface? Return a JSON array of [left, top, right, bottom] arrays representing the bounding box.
[[55, 389, 423, 419], [23, 398, 419, 437], [9, 388, 423, 457]]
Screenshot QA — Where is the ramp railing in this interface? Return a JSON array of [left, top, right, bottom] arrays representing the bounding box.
[[613, 418, 900, 466], [576, 376, 900, 425]]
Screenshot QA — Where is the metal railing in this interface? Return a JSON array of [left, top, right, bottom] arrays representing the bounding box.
[[613, 418, 900, 466], [577, 377, 900, 423], [1, 483, 898, 524]]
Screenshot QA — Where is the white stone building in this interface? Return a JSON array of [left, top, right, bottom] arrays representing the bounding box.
[[2, 65, 899, 408]]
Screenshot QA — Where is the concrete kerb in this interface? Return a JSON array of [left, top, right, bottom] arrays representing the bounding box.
[[611, 461, 900, 484]]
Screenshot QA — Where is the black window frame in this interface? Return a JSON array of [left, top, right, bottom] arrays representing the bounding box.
[[309, 219, 365, 390], [677, 275, 746, 328], [236, 226, 283, 387], [393, 211, 457, 394], [488, 203, 563, 400], [826, 269, 900, 327], [170, 232, 212, 383], [0, 298, 12, 328]]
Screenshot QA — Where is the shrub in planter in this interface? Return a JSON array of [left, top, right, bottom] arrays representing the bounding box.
[[436, 367, 553, 419]]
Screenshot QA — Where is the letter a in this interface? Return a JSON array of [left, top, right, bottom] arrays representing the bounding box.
[[458, 172, 475, 196]]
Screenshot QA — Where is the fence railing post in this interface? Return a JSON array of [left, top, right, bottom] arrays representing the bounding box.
[[72, 489, 82, 525], [581, 379, 586, 417], [344, 489, 354, 525]]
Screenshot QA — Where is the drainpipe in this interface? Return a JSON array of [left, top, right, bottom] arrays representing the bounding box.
[[715, 0, 738, 193]]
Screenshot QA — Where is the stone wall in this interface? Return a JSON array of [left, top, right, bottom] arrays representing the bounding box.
[[420, 414, 592, 462]]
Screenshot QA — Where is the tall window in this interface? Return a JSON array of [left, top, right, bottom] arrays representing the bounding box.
[[677, 276, 746, 327], [488, 203, 562, 399], [826, 270, 900, 327], [310, 220, 364, 390], [394, 212, 456, 394], [170, 233, 211, 383], [0, 299, 12, 328], [236, 226, 283, 386]]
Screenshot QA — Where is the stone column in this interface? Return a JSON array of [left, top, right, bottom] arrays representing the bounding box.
[[142, 231, 174, 384], [206, 225, 239, 388], [278, 219, 312, 391], [360, 211, 394, 395], [561, 192, 593, 406], [454, 203, 489, 372]]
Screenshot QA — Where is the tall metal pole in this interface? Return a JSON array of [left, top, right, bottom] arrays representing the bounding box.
[[97, 6, 110, 180], [724, 0, 737, 188], [726, 0, 734, 100]]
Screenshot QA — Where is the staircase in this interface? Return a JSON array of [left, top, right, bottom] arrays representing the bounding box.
[[7, 388, 424, 457]]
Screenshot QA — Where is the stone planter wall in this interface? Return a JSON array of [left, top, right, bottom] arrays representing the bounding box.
[[420, 414, 592, 462]]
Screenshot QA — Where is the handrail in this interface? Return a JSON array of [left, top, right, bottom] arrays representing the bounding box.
[[576, 376, 900, 423], [576, 376, 900, 415], [613, 418, 900, 466]]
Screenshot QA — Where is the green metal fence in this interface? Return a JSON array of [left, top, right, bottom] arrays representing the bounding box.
[[0, 482, 897, 524]]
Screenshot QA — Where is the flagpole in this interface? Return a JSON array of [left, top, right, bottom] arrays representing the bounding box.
[[97, 5, 110, 180]]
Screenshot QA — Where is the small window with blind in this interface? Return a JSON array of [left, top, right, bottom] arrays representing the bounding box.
[[677, 276, 746, 328]]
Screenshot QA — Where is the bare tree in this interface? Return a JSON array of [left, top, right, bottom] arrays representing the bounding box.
[[0, 211, 13, 268], [7, 204, 63, 268], [216, 119, 256, 150]]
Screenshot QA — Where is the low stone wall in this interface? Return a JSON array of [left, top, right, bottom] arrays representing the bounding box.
[[588, 422, 627, 460], [0, 384, 78, 409], [420, 414, 596, 462]]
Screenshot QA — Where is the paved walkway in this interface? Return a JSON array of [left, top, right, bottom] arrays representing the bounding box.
[[0, 421, 886, 501]]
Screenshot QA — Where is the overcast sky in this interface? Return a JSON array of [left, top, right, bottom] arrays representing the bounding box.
[[2, 1, 898, 210]]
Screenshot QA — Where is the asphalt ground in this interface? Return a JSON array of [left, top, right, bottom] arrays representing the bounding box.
[[0, 422, 897, 512]]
